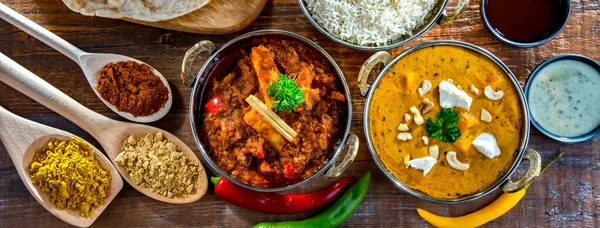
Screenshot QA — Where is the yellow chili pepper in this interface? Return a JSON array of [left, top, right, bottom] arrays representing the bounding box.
[[417, 152, 564, 228]]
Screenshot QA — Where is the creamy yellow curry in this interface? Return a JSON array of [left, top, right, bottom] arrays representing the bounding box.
[[369, 45, 523, 199]]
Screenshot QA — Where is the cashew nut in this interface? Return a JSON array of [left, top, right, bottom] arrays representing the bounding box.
[[404, 113, 412, 122], [421, 98, 435, 114], [417, 80, 432, 96], [410, 106, 424, 125], [397, 123, 409, 131], [484, 86, 504, 100], [397, 132, 412, 141], [470, 84, 480, 95], [481, 108, 492, 122], [429, 145, 439, 159], [446, 151, 470, 171], [422, 136, 429, 146]]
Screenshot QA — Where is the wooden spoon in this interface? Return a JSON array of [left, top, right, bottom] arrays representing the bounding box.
[[0, 53, 208, 204], [0, 3, 172, 123], [0, 105, 123, 227]]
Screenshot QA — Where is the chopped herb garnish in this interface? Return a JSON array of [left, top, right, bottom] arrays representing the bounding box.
[[267, 74, 304, 112], [426, 108, 461, 143]]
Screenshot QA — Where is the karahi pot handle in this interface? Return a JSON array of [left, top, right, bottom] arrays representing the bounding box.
[[357, 51, 391, 97], [502, 148, 542, 193], [325, 134, 359, 179], [181, 40, 217, 87], [438, 0, 470, 26]]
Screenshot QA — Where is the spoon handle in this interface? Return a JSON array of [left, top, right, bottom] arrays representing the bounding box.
[[0, 3, 85, 62], [0, 105, 43, 165], [0, 52, 110, 137], [0, 105, 29, 153], [0, 105, 31, 187]]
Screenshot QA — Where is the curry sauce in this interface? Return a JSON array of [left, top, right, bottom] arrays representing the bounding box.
[[201, 38, 346, 188], [369, 46, 523, 199]]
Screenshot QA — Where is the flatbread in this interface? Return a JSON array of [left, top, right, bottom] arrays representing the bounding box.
[[62, 0, 211, 22]]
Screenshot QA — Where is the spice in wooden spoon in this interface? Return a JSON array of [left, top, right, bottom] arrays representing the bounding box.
[[29, 137, 112, 218], [96, 61, 169, 117], [0, 4, 172, 123], [0, 105, 122, 227], [115, 132, 202, 198]]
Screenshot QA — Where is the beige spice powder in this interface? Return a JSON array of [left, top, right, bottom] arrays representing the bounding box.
[[115, 132, 201, 198]]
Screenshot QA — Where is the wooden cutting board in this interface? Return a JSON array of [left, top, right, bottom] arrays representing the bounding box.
[[124, 0, 267, 34]]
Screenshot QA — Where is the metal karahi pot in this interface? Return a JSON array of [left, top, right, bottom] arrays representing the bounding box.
[[180, 30, 358, 192], [359, 40, 542, 203]]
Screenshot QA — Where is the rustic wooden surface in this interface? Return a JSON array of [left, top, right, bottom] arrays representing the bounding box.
[[0, 0, 598, 227]]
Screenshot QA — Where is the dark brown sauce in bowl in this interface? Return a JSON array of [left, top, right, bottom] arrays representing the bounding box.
[[482, 0, 571, 47]]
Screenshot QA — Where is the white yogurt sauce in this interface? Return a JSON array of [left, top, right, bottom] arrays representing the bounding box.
[[528, 59, 600, 137]]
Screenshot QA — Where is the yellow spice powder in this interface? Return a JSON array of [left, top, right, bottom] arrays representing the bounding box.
[[115, 132, 201, 198], [29, 138, 111, 218]]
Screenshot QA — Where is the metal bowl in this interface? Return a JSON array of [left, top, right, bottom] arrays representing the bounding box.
[[180, 30, 358, 192], [297, 0, 470, 51], [358, 40, 541, 203], [480, 0, 572, 48], [524, 54, 600, 143]]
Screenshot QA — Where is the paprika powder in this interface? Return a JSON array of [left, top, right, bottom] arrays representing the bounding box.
[[96, 61, 168, 117]]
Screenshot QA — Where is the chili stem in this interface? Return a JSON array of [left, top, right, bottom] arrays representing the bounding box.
[[523, 151, 564, 191], [211, 176, 221, 186], [540, 151, 565, 175]]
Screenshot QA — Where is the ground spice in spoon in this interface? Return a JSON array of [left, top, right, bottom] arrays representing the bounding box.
[[29, 137, 111, 218], [96, 61, 169, 117], [115, 132, 201, 198]]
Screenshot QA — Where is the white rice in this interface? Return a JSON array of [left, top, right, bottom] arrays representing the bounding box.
[[305, 0, 438, 47]]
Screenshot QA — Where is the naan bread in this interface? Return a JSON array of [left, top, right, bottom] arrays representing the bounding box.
[[62, 0, 210, 22]]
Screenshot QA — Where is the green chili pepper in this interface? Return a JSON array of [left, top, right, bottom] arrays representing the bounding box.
[[252, 172, 371, 228]]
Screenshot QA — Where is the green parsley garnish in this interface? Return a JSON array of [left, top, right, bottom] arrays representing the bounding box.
[[426, 108, 461, 143], [267, 74, 304, 112]]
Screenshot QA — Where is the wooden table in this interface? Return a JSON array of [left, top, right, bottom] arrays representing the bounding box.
[[1, 0, 598, 227]]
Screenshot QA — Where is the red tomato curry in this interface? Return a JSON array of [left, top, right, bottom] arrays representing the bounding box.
[[201, 38, 346, 188]]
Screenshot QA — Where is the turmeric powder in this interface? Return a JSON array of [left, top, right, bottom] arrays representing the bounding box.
[[29, 138, 111, 218]]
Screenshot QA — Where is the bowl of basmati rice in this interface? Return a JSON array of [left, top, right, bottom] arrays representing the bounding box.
[[299, 0, 470, 51]]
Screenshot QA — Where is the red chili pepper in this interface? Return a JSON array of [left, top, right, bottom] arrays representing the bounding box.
[[211, 176, 356, 214], [205, 94, 221, 113]]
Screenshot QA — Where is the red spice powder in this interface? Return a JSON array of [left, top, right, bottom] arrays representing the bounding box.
[[96, 61, 169, 117]]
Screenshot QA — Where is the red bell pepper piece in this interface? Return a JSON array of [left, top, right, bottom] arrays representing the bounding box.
[[284, 163, 295, 179], [205, 94, 221, 113], [211, 176, 356, 214], [254, 143, 265, 159]]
